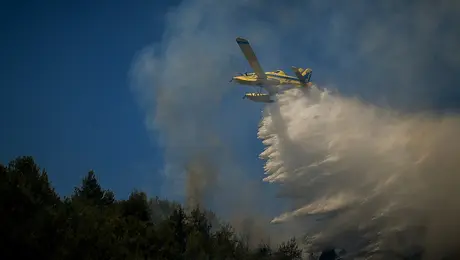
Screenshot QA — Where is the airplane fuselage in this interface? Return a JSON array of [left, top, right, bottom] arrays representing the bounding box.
[[232, 70, 313, 103], [232, 37, 314, 103], [232, 71, 309, 87]]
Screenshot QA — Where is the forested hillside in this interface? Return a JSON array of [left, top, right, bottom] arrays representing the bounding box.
[[0, 156, 305, 260]]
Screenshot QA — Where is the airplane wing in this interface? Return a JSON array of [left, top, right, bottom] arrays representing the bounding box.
[[236, 37, 267, 79]]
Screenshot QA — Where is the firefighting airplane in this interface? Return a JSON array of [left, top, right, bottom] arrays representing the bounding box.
[[230, 37, 314, 103]]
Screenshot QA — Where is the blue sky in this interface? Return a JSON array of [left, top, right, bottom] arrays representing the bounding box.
[[0, 1, 181, 198]]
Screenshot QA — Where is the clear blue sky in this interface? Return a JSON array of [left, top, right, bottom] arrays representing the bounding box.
[[0, 1, 180, 198]]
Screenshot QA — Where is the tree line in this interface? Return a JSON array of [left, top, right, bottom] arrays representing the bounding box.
[[1, 156, 309, 260]]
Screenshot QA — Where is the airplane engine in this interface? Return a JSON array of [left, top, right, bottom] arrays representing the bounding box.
[[243, 92, 274, 103]]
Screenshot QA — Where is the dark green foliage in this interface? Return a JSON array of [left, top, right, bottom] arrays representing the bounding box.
[[72, 170, 115, 206], [0, 156, 62, 259], [0, 156, 304, 260], [271, 238, 302, 260], [122, 190, 151, 222], [252, 242, 273, 260]]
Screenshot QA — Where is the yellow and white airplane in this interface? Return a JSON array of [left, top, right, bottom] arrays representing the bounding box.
[[230, 37, 314, 103]]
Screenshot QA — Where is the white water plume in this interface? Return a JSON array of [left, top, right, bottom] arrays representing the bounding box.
[[258, 86, 460, 258]]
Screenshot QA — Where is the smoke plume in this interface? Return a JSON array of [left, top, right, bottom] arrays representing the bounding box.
[[129, 0, 460, 256]]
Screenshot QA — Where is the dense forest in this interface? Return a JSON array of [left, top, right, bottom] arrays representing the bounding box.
[[1, 156, 336, 260]]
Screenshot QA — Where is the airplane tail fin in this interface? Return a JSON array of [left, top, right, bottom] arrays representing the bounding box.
[[291, 66, 312, 83]]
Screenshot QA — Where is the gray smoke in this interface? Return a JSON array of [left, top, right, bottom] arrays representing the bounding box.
[[129, 0, 460, 256], [184, 153, 217, 210], [128, 0, 286, 244]]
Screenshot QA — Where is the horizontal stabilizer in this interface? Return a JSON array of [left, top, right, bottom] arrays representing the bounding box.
[[291, 66, 312, 83]]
